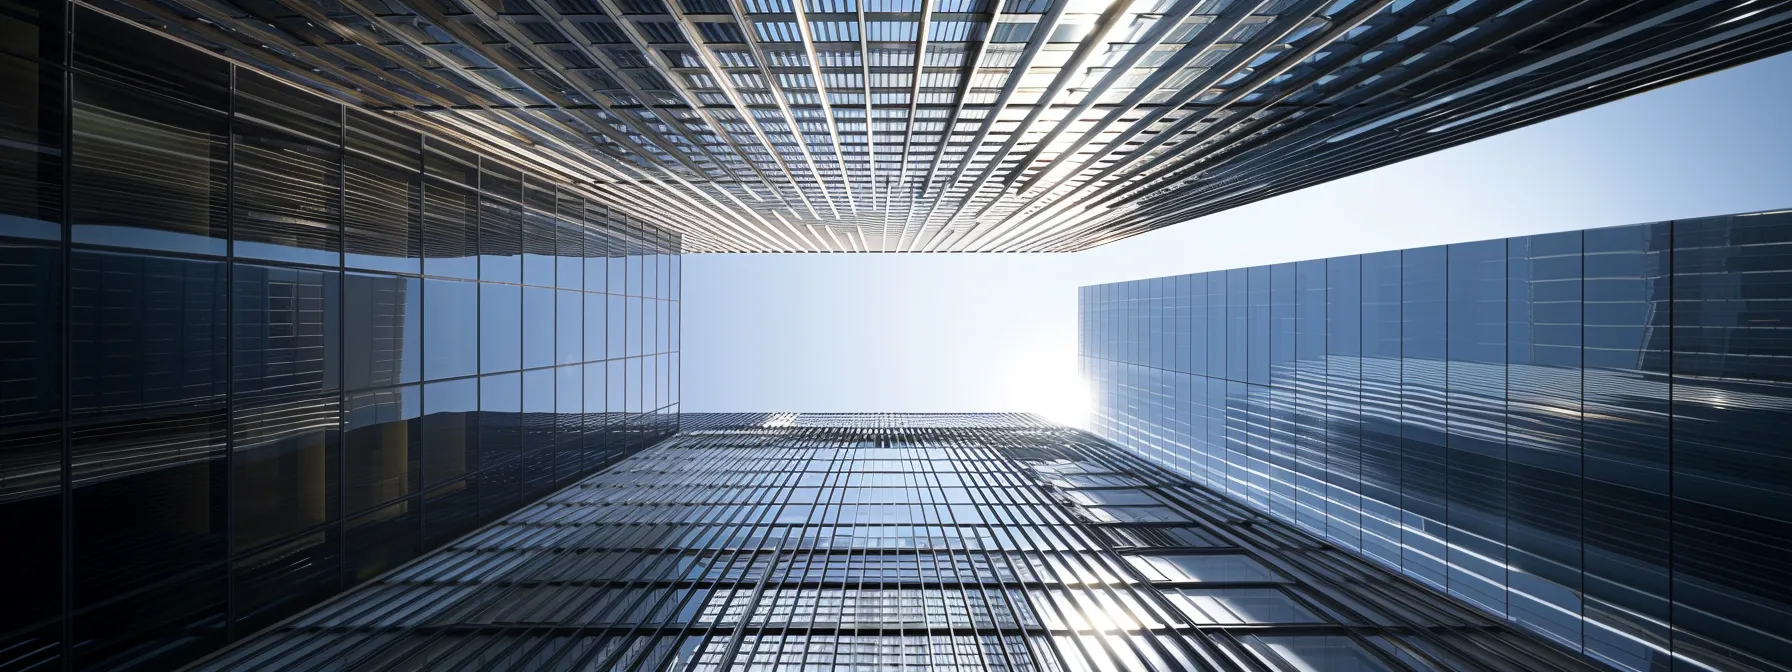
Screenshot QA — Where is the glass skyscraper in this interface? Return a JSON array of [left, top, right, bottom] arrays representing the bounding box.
[[18, 0, 1792, 251], [1080, 209, 1792, 671], [192, 413, 1603, 671], [0, 6, 680, 670]]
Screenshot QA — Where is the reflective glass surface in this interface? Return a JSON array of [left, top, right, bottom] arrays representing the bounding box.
[[202, 414, 1601, 672], [4, 8, 682, 669], [1084, 211, 1792, 672]]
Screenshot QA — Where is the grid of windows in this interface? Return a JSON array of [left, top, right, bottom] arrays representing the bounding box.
[[198, 414, 1599, 671], [74, 0, 1792, 251], [1081, 210, 1792, 672], [0, 7, 681, 671]]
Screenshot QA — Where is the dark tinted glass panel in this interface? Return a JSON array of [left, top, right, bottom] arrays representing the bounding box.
[[232, 78, 341, 266], [424, 476, 478, 546], [479, 162, 522, 283], [1581, 222, 1671, 670], [233, 263, 340, 397], [423, 377, 477, 486], [1401, 246, 1445, 590], [524, 285, 555, 369], [421, 178, 477, 279], [346, 108, 420, 175], [480, 283, 521, 373], [558, 289, 582, 364], [1444, 239, 1506, 615], [343, 385, 420, 515], [344, 153, 422, 274], [423, 278, 477, 380], [1326, 255, 1363, 550], [68, 250, 228, 603], [70, 73, 228, 256], [1670, 211, 1792, 669], [344, 272, 420, 390], [480, 372, 522, 473], [72, 569, 226, 672], [0, 50, 62, 241], [523, 180, 555, 286], [234, 527, 339, 633], [556, 364, 583, 485], [1504, 230, 1583, 649], [522, 367, 556, 497], [232, 390, 340, 551], [72, 6, 227, 109], [344, 497, 420, 587]]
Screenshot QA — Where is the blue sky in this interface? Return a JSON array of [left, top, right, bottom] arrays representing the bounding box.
[[681, 51, 1792, 419]]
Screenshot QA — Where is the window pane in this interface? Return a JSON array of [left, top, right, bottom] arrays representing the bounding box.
[[557, 289, 582, 365], [70, 73, 228, 256], [343, 385, 420, 515], [1164, 588, 1319, 624], [1243, 635, 1392, 672], [523, 180, 555, 286], [233, 264, 340, 398], [423, 377, 477, 486], [557, 191, 584, 290], [343, 147, 421, 274], [480, 283, 521, 373], [344, 272, 420, 390], [524, 286, 555, 369], [479, 162, 521, 283], [1126, 554, 1283, 583], [68, 251, 228, 604], [423, 279, 477, 380], [232, 391, 340, 551], [231, 74, 341, 266]]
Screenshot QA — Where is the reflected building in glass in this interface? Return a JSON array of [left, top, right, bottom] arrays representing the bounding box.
[[194, 413, 1604, 671], [0, 5, 681, 670], [1080, 209, 1792, 672]]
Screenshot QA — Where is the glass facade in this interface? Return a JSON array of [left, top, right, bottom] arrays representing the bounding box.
[[1081, 209, 1792, 672], [43, 0, 1792, 251], [0, 6, 681, 670], [197, 413, 1600, 671]]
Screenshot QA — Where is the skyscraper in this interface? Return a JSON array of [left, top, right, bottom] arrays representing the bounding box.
[[20, 0, 1792, 251], [191, 412, 1606, 671], [1, 6, 681, 669], [1080, 208, 1792, 671]]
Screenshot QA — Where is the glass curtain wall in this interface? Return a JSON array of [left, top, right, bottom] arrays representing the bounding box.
[[1081, 209, 1792, 672], [0, 4, 681, 670], [195, 413, 1602, 672]]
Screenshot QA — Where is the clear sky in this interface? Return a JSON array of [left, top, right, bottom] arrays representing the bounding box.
[[681, 52, 1792, 424]]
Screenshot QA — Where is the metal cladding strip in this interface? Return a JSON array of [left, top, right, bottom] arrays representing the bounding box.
[[889, 0, 936, 241], [998, 0, 1205, 194], [937, 0, 1149, 245], [914, 0, 1075, 253], [957, 0, 1342, 253], [720, 0, 869, 247], [783, 0, 865, 210], [903, 0, 1006, 252], [704, 0, 861, 224], [655, 0, 845, 223], [577, 0, 827, 234]]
